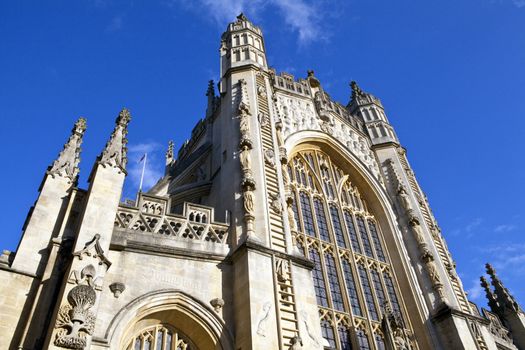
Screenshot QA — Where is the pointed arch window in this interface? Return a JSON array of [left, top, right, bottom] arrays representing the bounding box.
[[289, 149, 409, 349]]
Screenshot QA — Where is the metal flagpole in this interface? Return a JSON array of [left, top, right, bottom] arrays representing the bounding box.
[[138, 153, 147, 193]]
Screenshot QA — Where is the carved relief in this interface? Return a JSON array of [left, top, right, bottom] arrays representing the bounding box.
[[239, 145, 252, 177], [210, 298, 225, 313], [109, 282, 125, 298], [264, 148, 276, 168], [54, 285, 97, 349], [256, 302, 272, 337], [269, 193, 282, 214], [258, 112, 270, 128]]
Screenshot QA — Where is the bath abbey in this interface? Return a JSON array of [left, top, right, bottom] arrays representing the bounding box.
[[1, 13, 524, 350]]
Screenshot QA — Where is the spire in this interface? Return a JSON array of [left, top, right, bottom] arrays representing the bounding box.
[[486, 263, 521, 313], [165, 140, 174, 166], [48, 117, 87, 183], [99, 108, 131, 173]]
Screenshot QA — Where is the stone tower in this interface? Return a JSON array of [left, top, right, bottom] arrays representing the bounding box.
[[0, 13, 523, 350]]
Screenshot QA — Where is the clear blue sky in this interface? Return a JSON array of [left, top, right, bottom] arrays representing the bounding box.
[[1, 0, 524, 310]]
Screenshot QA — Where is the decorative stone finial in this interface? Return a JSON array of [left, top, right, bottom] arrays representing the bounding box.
[[99, 108, 131, 173], [48, 117, 87, 183], [206, 80, 217, 118], [350, 80, 364, 100]]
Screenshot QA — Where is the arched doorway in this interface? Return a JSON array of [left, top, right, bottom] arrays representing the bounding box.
[[104, 289, 233, 350]]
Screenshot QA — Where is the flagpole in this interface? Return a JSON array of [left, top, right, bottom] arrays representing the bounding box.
[[138, 153, 147, 193]]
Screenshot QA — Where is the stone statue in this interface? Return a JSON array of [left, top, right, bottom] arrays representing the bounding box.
[[397, 184, 413, 213], [240, 145, 252, 174], [244, 191, 254, 215]]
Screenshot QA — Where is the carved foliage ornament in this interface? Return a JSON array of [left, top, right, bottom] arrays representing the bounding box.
[[54, 285, 96, 349]]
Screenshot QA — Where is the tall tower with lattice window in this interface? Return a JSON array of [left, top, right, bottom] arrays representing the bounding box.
[[0, 13, 523, 350]]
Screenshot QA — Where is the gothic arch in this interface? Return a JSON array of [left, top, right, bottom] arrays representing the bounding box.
[[284, 130, 432, 347], [102, 289, 234, 350]]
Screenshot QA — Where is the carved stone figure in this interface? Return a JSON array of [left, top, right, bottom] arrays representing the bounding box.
[[240, 145, 252, 176], [397, 184, 413, 214], [210, 298, 225, 313], [244, 191, 254, 215], [258, 112, 270, 128], [264, 149, 276, 167], [409, 218, 425, 246], [270, 193, 282, 214]]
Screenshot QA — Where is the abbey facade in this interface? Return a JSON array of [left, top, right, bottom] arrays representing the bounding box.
[[1, 14, 524, 350]]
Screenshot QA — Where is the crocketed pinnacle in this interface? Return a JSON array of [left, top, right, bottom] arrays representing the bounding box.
[[99, 108, 131, 173], [166, 140, 174, 165], [48, 117, 87, 183]]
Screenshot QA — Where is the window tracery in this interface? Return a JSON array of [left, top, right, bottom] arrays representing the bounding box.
[[126, 325, 192, 350], [287, 149, 408, 349]]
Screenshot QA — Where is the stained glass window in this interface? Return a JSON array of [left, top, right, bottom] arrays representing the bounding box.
[[321, 319, 337, 349], [314, 198, 331, 241], [338, 326, 353, 350], [358, 265, 378, 321], [356, 216, 373, 258], [342, 260, 362, 316], [368, 220, 386, 262], [370, 270, 387, 313], [326, 254, 345, 311], [330, 205, 346, 248], [384, 273, 402, 317], [344, 211, 362, 254], [311, 249, 329, 307], [299, 192, 315, 237], [356, 329, 370, 350], [375, 334, 386, 350]]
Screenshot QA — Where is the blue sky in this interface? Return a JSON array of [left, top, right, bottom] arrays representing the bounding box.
[[1, 0, 524, 310]]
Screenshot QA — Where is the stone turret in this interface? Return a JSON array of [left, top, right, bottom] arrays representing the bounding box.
[[348, 81, 398, 145], [482, 263, 525, 349], [219, 13, 267, 93], [11, 117, 87, 275]]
